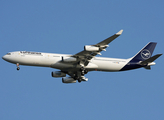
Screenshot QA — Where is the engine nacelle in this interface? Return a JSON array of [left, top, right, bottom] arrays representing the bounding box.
[[51, 71, 66, 77], [62, 77, 76, 83], [84, 45, 99, 52], [62, 56, 77, 62]]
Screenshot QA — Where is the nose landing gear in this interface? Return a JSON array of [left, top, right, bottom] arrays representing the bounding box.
[[16, 63, 20, 71]]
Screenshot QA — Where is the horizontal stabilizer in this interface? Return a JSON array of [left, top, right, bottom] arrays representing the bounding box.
[[140, 54, 162, 65]]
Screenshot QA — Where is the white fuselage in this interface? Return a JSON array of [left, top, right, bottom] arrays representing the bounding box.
[[2, 51, 130, 72]]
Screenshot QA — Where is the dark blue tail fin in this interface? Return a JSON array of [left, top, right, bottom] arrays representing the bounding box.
[[130, 42, 157, 62]]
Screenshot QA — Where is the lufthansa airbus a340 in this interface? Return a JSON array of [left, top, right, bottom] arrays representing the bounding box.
[[2, 30, 162, 83]]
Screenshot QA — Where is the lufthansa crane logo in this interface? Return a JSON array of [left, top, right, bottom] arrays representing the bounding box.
[[141, 49, 151, 59]]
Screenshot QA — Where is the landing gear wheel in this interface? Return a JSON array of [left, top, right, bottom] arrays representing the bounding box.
[[81, 71, 85, 76], [17, 67, 20, 71], [84, 70, 88, 74], [80, 67, 87, 76], [78, 79, 82, 83], [16, 63, 20, 71], [74, 76, 78, 80], [80, 67, 85, 71]]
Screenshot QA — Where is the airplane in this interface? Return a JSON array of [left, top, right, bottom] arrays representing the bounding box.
[[2, 30, 162, 83]]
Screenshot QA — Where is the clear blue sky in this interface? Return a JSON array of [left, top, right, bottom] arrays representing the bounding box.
[[0, 0, 164, 120]]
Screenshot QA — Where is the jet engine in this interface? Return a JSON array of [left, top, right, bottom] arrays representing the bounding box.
[[62, 56, 77, 62], [62, 77, 76, 83], [51, 71, 66, 77], [84, 45, 99, 51]]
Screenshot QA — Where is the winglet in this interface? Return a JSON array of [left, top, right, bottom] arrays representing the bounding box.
[[116, 29, 123, 35]]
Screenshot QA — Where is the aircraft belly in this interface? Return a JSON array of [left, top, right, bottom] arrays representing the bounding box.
[[51, 62, 75, 69]]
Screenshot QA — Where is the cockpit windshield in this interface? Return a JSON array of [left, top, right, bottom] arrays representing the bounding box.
[[7, 53, 11, 55]]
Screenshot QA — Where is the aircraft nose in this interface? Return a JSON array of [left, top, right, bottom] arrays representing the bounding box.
[[2, 55, 6, 60], [2, 55, 8, 61]]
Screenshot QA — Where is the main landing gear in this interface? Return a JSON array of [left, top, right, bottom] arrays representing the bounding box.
[[73, 76, 81, 83], [16, 63, 20, 71], [73, 67, 88, 83], [78, 79, 82, 83], [80, 67, 88, 76]]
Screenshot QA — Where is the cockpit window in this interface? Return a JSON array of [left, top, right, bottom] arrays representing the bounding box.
[[7, 53, 11, 55]]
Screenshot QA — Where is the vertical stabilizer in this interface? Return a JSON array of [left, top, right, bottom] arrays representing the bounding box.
[[120, 42, 157, 71], [130, 42, 157, 62]]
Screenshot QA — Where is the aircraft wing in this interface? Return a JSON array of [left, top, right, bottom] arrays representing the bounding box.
[[73, 29, 123, 66]]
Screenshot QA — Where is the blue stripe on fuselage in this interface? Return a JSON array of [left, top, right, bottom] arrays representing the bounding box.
[[120, 62, 144, 71]]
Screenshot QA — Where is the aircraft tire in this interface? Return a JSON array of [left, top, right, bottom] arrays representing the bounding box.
[[80, 67, 85, 71], [17, 67, 20, 71], [78, 79, 82, 83]]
